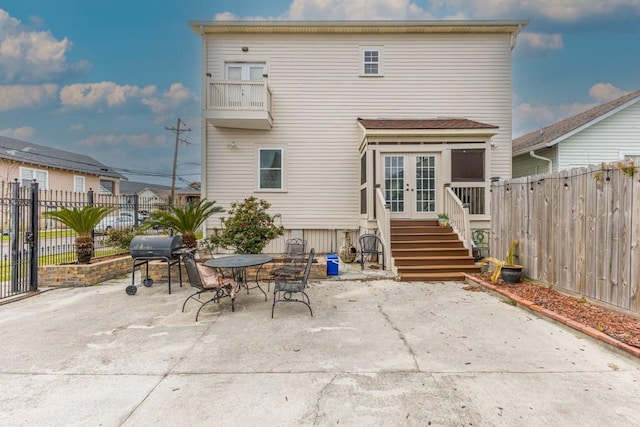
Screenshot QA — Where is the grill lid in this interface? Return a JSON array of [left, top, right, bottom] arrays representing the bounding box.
[[130, 235, 184, 259]]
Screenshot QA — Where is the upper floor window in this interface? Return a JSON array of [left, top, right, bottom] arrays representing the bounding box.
[[361, 47, 382, 76], [259, 148, 283, 190], [74, 176, 85, 193], [226, 63, 266, 81], [19, 166, 47, 189]]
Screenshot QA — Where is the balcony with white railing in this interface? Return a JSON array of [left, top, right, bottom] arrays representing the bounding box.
[[205, 80, 273, 130]]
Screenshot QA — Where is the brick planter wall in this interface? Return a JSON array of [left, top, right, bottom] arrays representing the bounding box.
[[39, 256, 330, 288], [39, 256, 132, 287]]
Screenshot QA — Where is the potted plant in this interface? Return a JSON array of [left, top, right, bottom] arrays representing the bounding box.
[[43, 206, 114, 264], [483, 239, 523, 284], [437, 213, 449, 226], [147, 199, 224, 249]]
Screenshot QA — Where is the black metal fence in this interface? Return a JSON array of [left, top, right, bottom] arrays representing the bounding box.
[[0, 182, 176, 299]]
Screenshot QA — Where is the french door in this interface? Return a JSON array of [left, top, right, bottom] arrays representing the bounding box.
[[383, 154, 438, 218], [225, 63, 266, 108]]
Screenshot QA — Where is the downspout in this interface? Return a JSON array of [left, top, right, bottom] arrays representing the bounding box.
[[529, 150, 553, 174]]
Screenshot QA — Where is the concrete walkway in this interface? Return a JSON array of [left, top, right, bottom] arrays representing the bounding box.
[[0, 273, 639, 426]]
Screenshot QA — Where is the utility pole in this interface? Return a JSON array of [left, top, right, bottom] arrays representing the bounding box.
[[165, 118, 191, 205]]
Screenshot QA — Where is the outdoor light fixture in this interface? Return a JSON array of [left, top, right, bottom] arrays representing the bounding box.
[[242, 46, 249, 52]]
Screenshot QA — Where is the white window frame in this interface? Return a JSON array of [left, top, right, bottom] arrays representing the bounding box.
[[360, 46, 383, 76], [225, 62, 266, 81], [19, 166, 48, 190], [258, 148, 284, 191], [74, 176, 85, 193]]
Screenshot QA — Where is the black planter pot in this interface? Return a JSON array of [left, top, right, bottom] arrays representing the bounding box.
[[500, 265, 523, 284]]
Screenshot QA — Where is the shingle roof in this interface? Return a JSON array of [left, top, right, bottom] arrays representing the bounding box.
[[0, 135, 123, 179], [513, 90, 640, 155], [357, 118, 498, 130]]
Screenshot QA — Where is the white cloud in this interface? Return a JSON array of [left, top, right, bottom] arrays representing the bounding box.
[[60, 82, 156, 109], [69, 123, 84, 132], [286, 0, 433, 20], [141, 83, 197, 115], [589, 83, 629, 102], [0, 126, 37, 139], [0, 84, 58, 111], [76, 133, 167, 148], [425, 0, 640, 21], [0, 9, 89, 83], [518, 33, 564, 51]]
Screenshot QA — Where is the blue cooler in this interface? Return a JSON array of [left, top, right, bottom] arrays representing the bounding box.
[[326, 253, 339, 276]]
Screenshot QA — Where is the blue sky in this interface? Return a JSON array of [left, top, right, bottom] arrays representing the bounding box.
[[1, 0, 639, 186]]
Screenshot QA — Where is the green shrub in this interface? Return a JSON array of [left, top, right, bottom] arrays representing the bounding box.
[[208, 196, 284, 254], [102, 227, 143, 250]]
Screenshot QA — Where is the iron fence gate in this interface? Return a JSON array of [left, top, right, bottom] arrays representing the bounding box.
[[0, 181, 38, 299]]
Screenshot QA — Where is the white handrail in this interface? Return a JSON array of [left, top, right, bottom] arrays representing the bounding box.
[[444, 186, 472, 257], [375, 187, 392, 271]]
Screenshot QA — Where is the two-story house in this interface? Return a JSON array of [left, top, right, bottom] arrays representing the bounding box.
[[189, 20, 526, 279]]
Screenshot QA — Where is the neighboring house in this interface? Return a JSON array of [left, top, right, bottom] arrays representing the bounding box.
[[189, 20, 526, 253], [0, 135, 123, 194], [513, 90, 640, 177], [119, 181, 200, 210]]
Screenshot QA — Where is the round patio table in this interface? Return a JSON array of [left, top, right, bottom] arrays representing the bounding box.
[[205, 254, 273, 301]]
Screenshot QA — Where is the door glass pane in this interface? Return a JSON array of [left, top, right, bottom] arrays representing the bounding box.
[[415, 155, 436, 213], [249, 66, 264, 80], [384, 156, 404, 213], [226, 66, 242, 80]]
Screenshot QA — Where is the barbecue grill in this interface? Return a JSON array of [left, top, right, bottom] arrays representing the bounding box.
[[127, 235, 186, 295]]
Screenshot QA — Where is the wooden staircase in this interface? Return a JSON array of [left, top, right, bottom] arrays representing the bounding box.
[[391, 219, 480, 282]]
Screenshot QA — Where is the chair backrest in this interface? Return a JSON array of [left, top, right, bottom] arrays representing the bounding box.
[[300, 248, 315, 289], [359, 234, 382, 254], [284, 238, 306, 263], [182, 252, 205, 291]]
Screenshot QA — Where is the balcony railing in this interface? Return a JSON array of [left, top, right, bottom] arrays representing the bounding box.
[[205, 81, 273, 130]]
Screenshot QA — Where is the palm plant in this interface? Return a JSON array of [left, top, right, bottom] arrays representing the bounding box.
[[147, 199, 223, 248], [43, 206, 114, 263]]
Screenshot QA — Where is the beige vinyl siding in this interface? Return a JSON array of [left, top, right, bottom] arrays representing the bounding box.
[[204, 32, 514, 230], [558, 102, 640, 170]]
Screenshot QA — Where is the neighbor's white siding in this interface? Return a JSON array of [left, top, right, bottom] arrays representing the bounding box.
[[558, 102, 640, 170], [203, 32, 514, 231]]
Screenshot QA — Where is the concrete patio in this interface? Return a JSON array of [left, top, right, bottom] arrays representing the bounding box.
[[0, 269, 639, 426]]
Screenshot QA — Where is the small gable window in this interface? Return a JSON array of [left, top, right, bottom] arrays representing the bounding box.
[[361, 47, 383, 76]]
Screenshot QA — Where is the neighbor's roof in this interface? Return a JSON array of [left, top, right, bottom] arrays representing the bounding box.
[[513, 90, 640, 156], [189, 20, 527, 35], [0, 135, 123, 179], [120, 180, 172, 195]]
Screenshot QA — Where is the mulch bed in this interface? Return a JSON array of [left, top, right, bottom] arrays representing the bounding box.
[[469, 273, 640, 350]]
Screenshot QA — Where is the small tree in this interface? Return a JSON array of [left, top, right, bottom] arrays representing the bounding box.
[[210, 196, 284, 254], [147, 199, 223, 248], [43, 206, 114, 263]]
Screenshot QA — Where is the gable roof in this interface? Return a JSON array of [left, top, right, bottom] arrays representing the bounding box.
[[120, 180, 200, 197], [513, 90, 640, 156], [0, 135, 123, 179]]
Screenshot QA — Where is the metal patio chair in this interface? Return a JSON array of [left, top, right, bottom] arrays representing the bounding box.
[[272, 248, 315, 318], [268, 238, 307, 291], [358, 234, 385, 271], [182, 252, 237, 320]]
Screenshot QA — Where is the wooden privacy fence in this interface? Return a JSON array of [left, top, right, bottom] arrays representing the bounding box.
[[490, 161, 640, 315]]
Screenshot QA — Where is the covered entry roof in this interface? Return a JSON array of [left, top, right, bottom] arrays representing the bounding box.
[[357, 118, 499, 138]]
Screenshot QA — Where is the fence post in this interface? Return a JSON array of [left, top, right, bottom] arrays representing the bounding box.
[[88, 188, 95, 256], [10, 180, 19, 291], [134, 194, 140, 228], [29, 181, 39, 291]]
